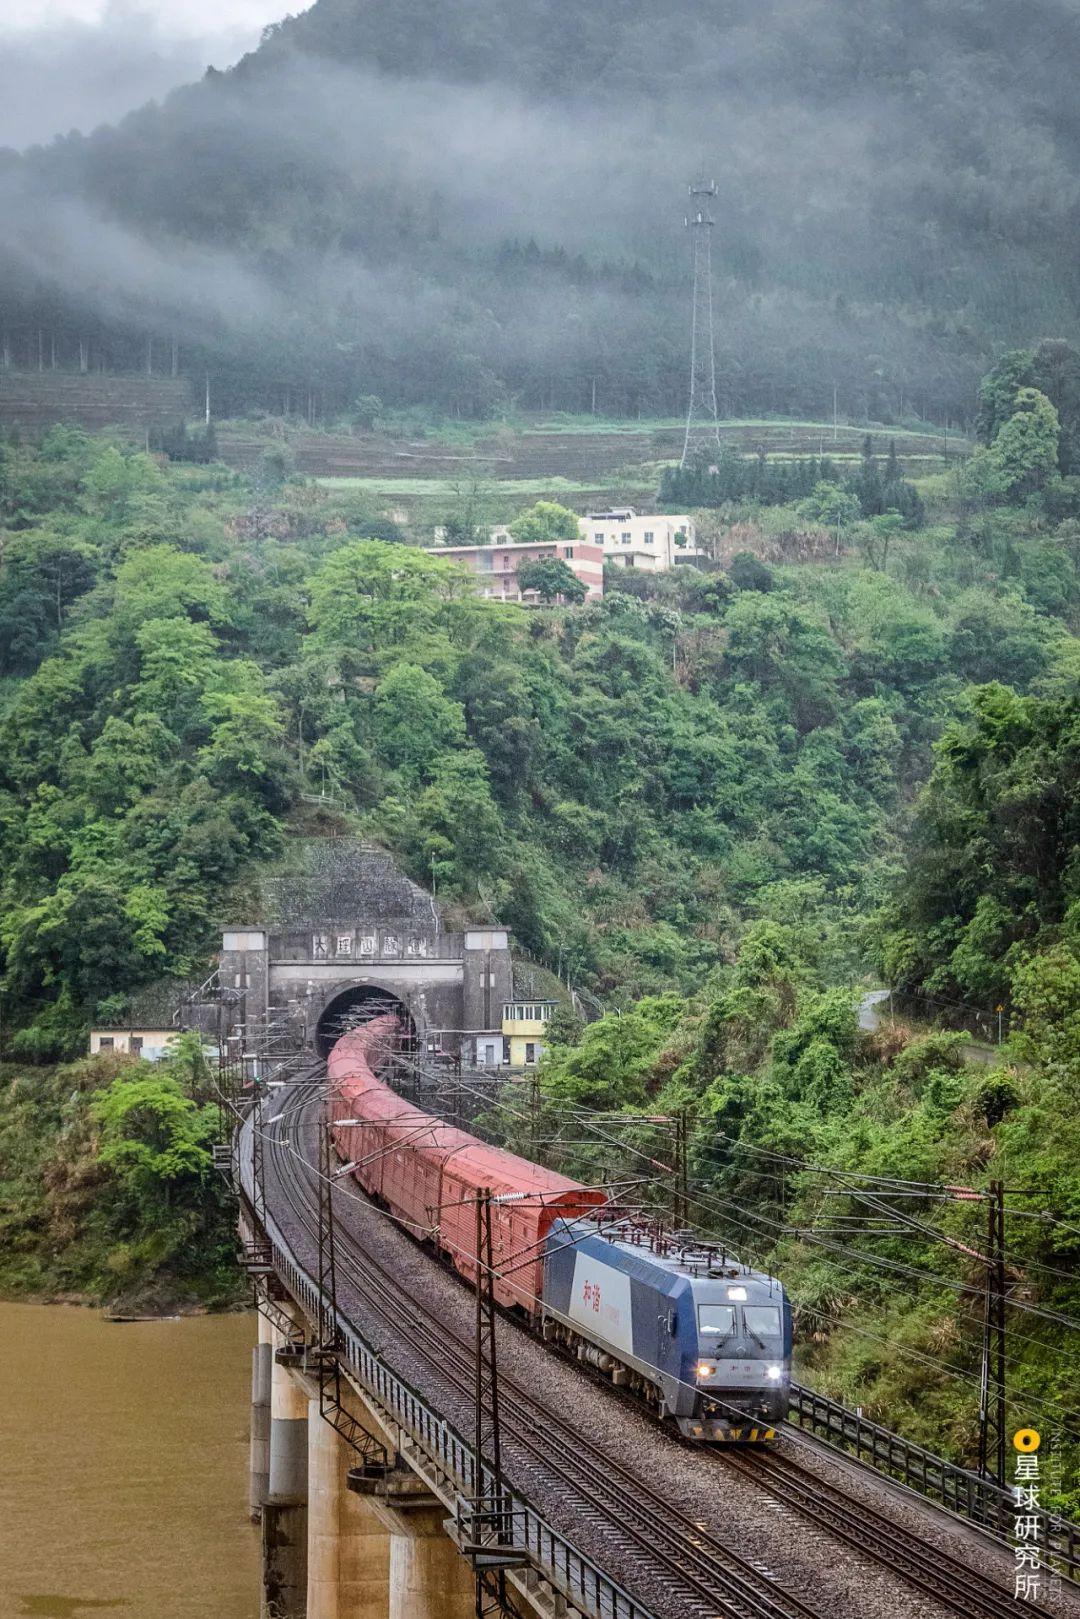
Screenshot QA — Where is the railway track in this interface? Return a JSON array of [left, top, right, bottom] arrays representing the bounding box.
[[265, 1086, 824, 1619], [259, 1078, 1042, 1619], [719, 1446, 1028, 1619]]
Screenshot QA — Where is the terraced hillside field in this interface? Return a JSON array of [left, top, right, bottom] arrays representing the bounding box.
[[216, 416, 964, 481], [0, 370, 195, 435]]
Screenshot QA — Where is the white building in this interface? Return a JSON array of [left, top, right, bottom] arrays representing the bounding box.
[[89, 1027, 174, 1062], [482, 509, 701, 574], [581, 509, 701, 571]]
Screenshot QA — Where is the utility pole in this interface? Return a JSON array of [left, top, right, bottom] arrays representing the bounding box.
[[251, 1080, 267, 1240], [316, 1121, 388, 1481], [978, 1179, 1007, 1485], [473, 1190, 506, 1535], [680, 177, 722, 467], [673, 1110, 691, 1230], [529, 1075, 541, 1166], [463, 1188, 527, 1617]]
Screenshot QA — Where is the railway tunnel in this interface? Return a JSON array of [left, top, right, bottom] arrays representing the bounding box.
[[313, 984, 417, 1059]]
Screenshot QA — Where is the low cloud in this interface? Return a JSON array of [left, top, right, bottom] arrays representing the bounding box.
[[0, 3, 266, 149]]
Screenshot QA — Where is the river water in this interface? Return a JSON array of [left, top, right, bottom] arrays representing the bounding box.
[[1, 1302, 259, 1619]]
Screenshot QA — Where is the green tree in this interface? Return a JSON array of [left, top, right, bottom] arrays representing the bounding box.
[[856, 511, 905, 572], [0, 529, 99, 673], [371, 663, 467, 783], [799, 482, 861, 551], [988, 387, 1060, 499], [979, 341, 1080, 476], [516, 557, 587, 604], [91, 1070, 216, 1207], [307, 541, 469, 671], [351, 394, 383, 431], [508, 501, 581, 544], [540, 995, 684, 1110]]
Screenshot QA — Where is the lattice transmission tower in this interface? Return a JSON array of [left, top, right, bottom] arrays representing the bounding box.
[[680, 177, 722, 467]]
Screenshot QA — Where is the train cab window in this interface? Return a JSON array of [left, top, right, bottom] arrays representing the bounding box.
[[697, 1304, 736, 1336], [743, 1305, 781, 1339]]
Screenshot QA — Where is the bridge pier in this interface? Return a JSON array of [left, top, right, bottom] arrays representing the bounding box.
[[307, 1398, 390, 1619], [363, 1483, 475, 1619], [250, 1312, 273, 1518], [387, 1505, 476, 1619], [263, 1334, 309, 1619]]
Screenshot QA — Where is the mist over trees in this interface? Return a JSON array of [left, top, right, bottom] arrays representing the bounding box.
[[2, 0, 1080, 422]]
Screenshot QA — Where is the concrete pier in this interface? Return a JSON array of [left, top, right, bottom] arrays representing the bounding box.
[[263, 1335, 309, 1619], [263, 1499, 309, 1619], [306, 1399, 390, 1619], [268, 1341, 309, 1502], [387, 1506, 475, 1619], [250, 1314, 273, 1518]]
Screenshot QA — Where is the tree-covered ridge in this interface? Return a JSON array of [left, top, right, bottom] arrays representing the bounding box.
[[2, 410, 1079, 1059], [877, 680, 1080, 1013], [3, 0, 1080, 419], [661, 436, 925, 527]]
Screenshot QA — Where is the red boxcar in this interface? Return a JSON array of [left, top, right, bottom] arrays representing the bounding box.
[[328, 1017, 606, 1314]]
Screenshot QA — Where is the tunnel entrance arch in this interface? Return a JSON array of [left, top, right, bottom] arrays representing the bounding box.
[[314, 984, 417, 1059]]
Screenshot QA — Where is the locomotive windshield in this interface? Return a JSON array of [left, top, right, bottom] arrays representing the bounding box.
[[697, 1304, 736, 1335], [743, 1305, 782, 1338]]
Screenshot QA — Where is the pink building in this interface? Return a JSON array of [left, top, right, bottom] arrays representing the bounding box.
[[428, 539, 604, 603]]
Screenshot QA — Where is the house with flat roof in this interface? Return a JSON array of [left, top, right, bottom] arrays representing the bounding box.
[[426, 539, 604, 602], [582, 508, 700, 571]]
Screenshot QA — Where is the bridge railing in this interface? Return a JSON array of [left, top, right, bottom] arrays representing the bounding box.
[[238, 1116, 653, 1619], [788, 1381, 1080, 1580]]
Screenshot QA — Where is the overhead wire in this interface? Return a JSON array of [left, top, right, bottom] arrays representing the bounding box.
[[234, 1028, 1080, 1454], [261, 1076, 1080, 1465]]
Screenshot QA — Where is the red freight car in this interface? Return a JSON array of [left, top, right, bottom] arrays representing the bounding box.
[[328, 1017, 606, 1314]]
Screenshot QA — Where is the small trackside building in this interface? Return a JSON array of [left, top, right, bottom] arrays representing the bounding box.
[[502, 1000, 556, 1068], [426, 539, 604, 602], [89, 1027, 174, 1062]]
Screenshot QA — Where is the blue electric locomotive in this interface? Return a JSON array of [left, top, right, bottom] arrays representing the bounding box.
[[542, 1219, 791, 1441]]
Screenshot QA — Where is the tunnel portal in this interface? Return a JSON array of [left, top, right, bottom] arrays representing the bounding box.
[[314, 985, 417, 1060]]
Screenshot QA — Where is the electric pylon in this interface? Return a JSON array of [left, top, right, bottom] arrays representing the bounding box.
[[680, 178, 722, 468]]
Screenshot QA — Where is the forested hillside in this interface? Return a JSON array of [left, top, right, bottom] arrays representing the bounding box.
[[2, 0, 1080, 419], [2, 351, 1079, 1357], [2, 372, 1079, 1059]]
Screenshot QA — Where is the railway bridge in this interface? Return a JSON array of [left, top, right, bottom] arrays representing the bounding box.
[[228, 1059, 1080, 1619]]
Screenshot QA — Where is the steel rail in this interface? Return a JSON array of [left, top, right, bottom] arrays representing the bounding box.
[[264, 1084, 826, 1619], [784, 1383, 1080, 1581], [718, 1447, 1035, 1619]]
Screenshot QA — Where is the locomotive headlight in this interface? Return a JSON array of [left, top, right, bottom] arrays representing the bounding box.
[[766, 1364, 783, 1381], [695, 1362, 716, 1379], [727, 1286, 747, 1301]]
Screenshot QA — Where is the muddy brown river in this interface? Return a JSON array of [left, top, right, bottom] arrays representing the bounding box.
[[1, 1302, 258, 1619]]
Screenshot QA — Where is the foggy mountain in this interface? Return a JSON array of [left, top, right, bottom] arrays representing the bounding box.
[[0, 8, 265, 151], [2, 0, 1079, 422]]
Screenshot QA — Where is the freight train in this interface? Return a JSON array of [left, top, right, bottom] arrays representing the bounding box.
[[328, 1015, 791, 1442]]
